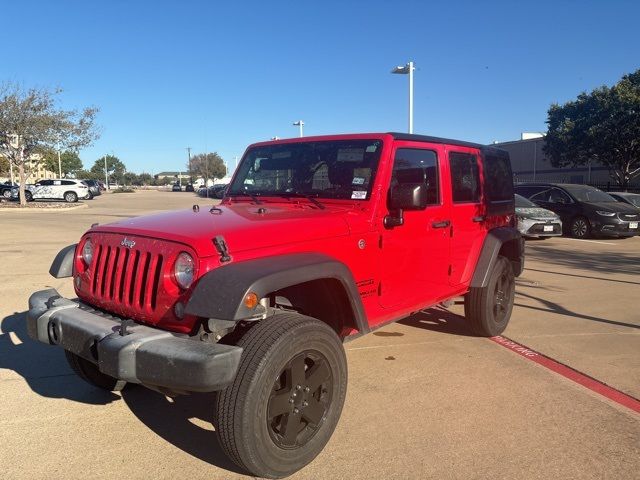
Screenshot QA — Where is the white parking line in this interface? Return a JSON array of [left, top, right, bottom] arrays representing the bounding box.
[[557, 238, 619, 245]]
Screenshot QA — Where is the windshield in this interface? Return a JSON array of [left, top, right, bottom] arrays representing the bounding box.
[[621, 194, 640, 207], [515, 194, 536, 208], [228, 139, 383, 200], [563, 185, 616, 202]]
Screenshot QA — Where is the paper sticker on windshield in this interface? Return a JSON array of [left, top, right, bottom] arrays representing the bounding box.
[[366, 144, 378, 153], [351, 191, 367, 200], [337, 148, 364, 162], [352, 177, 365, 185]]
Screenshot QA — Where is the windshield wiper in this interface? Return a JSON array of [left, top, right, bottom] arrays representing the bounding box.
[[279, 192, 326, 210], [227, 191, 263, 204]]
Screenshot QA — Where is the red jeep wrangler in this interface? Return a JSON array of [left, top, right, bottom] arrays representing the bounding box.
[[28, 133, 523, 478]]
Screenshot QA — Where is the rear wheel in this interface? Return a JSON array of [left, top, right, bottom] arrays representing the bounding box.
[[64, 350, 124, 391], [214, 312, 347, 479], [2, 189, 10, 199], [464, 255, 515, 336], [570, 216, 590, 238], [64, 191, 78, 203]]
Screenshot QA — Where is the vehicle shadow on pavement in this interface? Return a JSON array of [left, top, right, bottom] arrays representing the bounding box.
[[515, 291, 640, 330], [121, 388, 245, 474], [398, 307, 475, 337], [0, 312, 119, 404], [527, 244, 640, 277]]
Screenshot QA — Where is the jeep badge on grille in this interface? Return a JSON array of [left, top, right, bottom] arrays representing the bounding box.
[[120, 238, 136, 248]]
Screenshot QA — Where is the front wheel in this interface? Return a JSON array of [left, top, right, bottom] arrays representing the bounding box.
[[570, 216, 590, 238], [64, 191, 78, 203], [2, 189, 10, 199], [214, 313, 347, 479], [24, 191, 33, 202], [64, 350, 124, 391], [464, 255, 515, 336]]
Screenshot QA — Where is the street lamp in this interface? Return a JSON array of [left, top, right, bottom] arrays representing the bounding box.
[[293, 120, 305, 137], [103, 154, 109, 190], [391, 61, 415, 134]]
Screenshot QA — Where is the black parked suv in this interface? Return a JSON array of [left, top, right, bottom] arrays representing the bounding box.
[[514, 183, 640, 239]]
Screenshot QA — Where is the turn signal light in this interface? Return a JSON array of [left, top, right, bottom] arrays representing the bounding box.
[[244, 292, 259, 309]]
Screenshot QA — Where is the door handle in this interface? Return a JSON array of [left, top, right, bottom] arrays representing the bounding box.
[[472, 216, 485, 222], [432, 220, 451, 229]]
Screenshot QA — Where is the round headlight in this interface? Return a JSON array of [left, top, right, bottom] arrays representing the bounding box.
[[82, 239, 93, 266], [174, 252, 195, 289]]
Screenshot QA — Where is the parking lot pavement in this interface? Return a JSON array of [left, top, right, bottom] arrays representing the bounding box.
[[1, 191, 638, 479]]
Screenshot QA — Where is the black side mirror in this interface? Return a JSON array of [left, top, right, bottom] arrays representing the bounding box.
[[384, 184, 427, 228], [389, 183, 427, 210]]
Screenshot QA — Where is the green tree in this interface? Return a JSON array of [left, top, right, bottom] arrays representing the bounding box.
[[0, 155, 9, 178], [90, 155, 126, 186], [544, 69, 640, 189], [189, 152, 226, 183], [122, 171, 140, 186], [138, 172, 153, 185], [0, 83, 99, 206], [40, 148, 84, 177]]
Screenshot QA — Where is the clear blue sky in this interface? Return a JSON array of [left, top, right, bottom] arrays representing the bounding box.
[[2, 0, 638, 174]]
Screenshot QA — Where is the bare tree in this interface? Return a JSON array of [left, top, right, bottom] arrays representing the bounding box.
[[0, 83, 100, 206]]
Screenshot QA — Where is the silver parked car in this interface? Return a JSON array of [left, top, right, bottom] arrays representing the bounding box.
[[515, 194, 562, 238]]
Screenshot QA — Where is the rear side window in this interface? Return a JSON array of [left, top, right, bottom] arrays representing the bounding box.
[[392, 148, 439, 204], [514, 185, 546, 199], [449, 152, 480, 203], [62, 180, 76, 186], [484, 154, 513, 202]]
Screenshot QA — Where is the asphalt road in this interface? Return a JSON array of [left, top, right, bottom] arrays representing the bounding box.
[[1, 191, 638, 479]]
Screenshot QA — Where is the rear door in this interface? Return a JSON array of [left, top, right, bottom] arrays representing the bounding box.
[[446, 148, 486, 286], [379, 143, 451, 308]]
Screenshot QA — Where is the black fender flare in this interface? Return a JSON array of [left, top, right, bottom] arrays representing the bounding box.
[[49, 244, 77, 278], [185, 253, 369, 333], [470, 228, 524, 288]]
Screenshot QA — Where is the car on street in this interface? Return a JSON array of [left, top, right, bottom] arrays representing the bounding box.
[[608, 191, 640, 210], [28, 132, 523, 479], [1, 182, 15, 199], [515, 194, 562, 238], [82, 179, 102, 198], [514, 183, 640, 238], [11, 179, 90, 202], [171, 183, 182, 192], [185, 183, 194, 192]]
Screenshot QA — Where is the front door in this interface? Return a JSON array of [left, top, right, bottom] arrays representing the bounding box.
[[379, 144, 451, 309], [447, 148, 486, 286]]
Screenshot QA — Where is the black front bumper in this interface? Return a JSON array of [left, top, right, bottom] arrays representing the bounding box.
[[591, 220, 639, 237], [27, 289, 242, 392]]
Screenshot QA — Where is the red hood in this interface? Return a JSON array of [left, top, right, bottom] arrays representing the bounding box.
[[90, 202, 354, 257]]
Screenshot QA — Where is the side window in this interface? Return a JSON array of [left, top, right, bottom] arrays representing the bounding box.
[[392, 148, 439, 205], [53, 180, 62, 186], [514, 186, 544, 199], [62, 180, 76, 186], [38, 180, 53, 186], [484, 153, 513, 202], [549, 188, 571, 204], [530, 189, 551, 202], [449, 152, 480, 203]]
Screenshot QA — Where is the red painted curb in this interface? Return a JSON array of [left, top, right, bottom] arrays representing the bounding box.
[[490, 336, 640, 414]]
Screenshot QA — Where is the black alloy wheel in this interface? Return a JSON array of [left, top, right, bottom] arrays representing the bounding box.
[[267, 350, 333, 449], [570, 216, 590, 238]]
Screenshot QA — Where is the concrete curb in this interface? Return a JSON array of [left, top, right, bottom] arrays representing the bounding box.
[[0, 202, 90, 213]]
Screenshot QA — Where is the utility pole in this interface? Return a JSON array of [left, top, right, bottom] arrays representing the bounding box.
[[104, 155, 109, 190], [186, 147, 192, 183], [57, 147, 62, 178]]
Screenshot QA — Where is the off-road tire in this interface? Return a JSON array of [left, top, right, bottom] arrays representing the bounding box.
[[64, 191, 78, 203], [570, 216, 590, 239], [214, 312, 347, 479], [464, 255, 515, 336], [64, 350, 121, 391]]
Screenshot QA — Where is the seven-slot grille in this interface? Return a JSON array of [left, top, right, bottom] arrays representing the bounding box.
[[90, 243, 164, 313]]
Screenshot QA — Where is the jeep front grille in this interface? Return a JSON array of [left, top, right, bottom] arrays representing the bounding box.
[[90, 244, 164, 313]]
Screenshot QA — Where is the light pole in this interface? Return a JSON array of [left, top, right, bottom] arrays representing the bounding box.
[[391, 61, 415, 134], [57, 146, 62, 178], [186, 147, 192, 183], [293, 120, 305, 137], [104, 155, 109, 190]]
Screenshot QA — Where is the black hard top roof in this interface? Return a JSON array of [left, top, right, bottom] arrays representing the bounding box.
[[388, 132, 507, 155]]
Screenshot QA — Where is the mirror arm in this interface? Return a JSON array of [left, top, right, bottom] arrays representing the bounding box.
[[383, 209, 404, 229]]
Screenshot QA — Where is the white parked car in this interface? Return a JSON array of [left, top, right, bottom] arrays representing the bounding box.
[[11, 179, 90, 203]]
